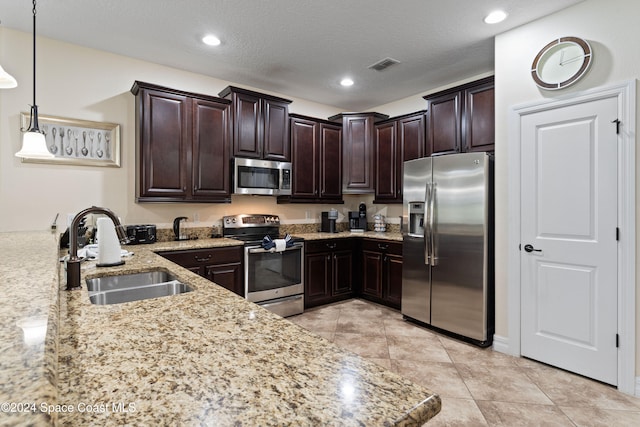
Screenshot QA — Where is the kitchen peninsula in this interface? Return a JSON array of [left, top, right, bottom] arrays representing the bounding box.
[[1, 231, 440, 426]]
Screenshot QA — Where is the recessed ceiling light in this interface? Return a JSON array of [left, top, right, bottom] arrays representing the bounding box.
[[340, 78, 354, 87], [202, 35, 221, 46], [484, 10, 507, 24]]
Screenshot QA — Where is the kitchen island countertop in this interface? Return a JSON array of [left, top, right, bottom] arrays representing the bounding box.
[[2, 231, 440, 426]]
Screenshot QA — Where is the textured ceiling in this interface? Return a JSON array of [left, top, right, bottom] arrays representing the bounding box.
[[1, 0, 583, 110]]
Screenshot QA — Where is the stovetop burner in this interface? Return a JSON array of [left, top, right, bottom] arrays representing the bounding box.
[[222, 214, 281, 244], [222, 214, 302, 246]]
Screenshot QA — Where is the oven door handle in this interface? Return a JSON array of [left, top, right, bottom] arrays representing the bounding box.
[[247, 244, 302, 254]]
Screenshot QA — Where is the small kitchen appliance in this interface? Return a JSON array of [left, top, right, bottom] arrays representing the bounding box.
[[126, 225, 157, 244], [173, 216, 189, 241], [222, 214, 304, 317], [320, 209, 338, 233], [96, 217, 125, 267], [233, 158, 292, 196], [349, 203, 367, 231]]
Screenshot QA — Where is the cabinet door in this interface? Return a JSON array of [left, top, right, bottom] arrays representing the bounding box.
[[262, 99, 290, 161], [332, 250, 353, 295], [375, 121, 399, 201], [305, 252, 332, 307], [319, 123, 342, 200], [399, 113, 426, 161], [204, 262, 244, 296], [465, 82, 495, 152], [191, 98, 231, 200], [138, 89, 189, 200], [384, 254, 403, 309], [427, 91, 462, 155], [362, 250, 383, 298], [290, 117, 318, 198], [343, 115, 375, 193], [232, 91, 261, 158]]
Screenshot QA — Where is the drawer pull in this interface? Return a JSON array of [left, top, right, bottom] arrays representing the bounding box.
[[378, 244, 389, 250], [326, 243, 337, 249], [195, 254, 213, 263]]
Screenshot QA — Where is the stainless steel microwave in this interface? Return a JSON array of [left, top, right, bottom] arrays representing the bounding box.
[[233, 157, 292, 196]]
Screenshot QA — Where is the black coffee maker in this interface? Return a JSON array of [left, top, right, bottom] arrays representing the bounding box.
[[349, 203, 367, 231]]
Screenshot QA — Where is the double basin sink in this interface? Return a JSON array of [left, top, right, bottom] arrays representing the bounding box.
[[86, 270, 193, 305]]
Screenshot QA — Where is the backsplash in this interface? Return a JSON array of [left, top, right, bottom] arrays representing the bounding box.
[[153, 222, 400, 243]]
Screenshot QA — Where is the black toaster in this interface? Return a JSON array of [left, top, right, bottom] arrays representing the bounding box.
[[126, 225, 157, 244]]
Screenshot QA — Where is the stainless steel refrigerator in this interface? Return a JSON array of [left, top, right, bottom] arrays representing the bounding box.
[[401, 152, 494, 347]]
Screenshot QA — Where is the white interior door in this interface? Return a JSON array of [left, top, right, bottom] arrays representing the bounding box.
[[520, 95, 618, 385]]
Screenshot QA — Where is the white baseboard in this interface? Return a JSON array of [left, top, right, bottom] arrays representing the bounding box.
[[492, 334, 512, 355], [635, 377, 640, 397]]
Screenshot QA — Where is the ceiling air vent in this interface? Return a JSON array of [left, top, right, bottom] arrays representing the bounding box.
[[368, 57, 400, 71]]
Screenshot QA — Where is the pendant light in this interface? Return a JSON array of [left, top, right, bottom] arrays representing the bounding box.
[[16, 0, 53, 159], [0, 65, 18, 88]]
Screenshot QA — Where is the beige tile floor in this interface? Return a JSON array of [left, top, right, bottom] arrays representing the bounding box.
[[288, 299, 640, 426]]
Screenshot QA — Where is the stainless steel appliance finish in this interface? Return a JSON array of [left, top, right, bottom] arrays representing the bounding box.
[[126, 224, 157, 244], [233, 157, 292, 196], [223, 214, 304, 317], [401, 152, 494, 346]]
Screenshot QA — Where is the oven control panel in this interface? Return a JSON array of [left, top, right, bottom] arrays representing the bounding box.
[[223, 214, 280, 228]]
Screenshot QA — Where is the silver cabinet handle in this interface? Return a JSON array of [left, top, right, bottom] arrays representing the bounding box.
[[194, 254, 212, 263]]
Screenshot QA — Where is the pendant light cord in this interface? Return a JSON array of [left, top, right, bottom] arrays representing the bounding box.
[[32, 0, 37, 108]]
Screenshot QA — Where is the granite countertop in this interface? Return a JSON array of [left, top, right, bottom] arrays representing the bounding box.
[[2, 231, 439, 426], [0, 232, 60, 426], [292, 231, 403, 242]]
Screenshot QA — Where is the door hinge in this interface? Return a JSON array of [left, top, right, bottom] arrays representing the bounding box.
[[616, 227, 620, 241], [612, 119, 621, 134], [616, 334, 620, 348]]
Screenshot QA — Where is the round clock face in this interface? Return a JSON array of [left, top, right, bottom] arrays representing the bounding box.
[[531, 37, 592, 90]]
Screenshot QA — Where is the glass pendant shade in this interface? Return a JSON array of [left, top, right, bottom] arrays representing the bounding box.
[[0, 65, 18, 88], [16, 129, 51, 159]]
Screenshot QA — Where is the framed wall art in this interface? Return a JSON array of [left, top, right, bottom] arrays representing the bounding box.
[[19, 113, 121, 167]]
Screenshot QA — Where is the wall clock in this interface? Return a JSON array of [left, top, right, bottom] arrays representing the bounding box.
[[531, 36, 592, 90]]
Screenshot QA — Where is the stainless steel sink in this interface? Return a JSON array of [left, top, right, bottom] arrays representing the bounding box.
[[86, 270, 193, 305]]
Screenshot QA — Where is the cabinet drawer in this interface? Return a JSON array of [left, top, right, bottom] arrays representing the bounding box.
[[305, 238, 354, 254], [159, 246, 243, 268], [361, 239, 402, 256]]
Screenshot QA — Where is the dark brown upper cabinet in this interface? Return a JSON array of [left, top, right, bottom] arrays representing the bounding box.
[[464, 79, 495, 152], [218, 86, 292, 161], [374, 111, 426, 203], [329, 112, 388, 194], [284, 114, 342, 203], [131, 81, 232, 203], [423, 76, 494, 155]]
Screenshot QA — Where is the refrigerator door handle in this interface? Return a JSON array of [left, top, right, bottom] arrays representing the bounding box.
[[430, 183, 438, 266], [424, 182, 432, 266]]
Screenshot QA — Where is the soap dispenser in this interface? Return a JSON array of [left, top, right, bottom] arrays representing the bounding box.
[[173, 216, 188, 241]]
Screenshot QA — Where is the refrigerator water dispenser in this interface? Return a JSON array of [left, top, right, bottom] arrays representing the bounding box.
[[408, 202, 425, 237]]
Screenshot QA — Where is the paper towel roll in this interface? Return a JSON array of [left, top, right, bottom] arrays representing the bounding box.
[[96, 217, 124, 266]]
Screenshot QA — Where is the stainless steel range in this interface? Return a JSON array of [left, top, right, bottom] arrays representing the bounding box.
[[222, 214, 304, 317]]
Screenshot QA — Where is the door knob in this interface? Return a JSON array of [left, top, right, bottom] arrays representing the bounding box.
[[523, 244, 541, 253]]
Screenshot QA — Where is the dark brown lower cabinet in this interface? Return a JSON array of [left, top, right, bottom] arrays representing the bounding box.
[[158, 246, 244, 296], [304, 239, 354, 308], [361, 239, 402, 309]]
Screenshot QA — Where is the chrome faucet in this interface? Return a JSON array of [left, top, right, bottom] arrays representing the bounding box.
[[66, 206, 129, 290]]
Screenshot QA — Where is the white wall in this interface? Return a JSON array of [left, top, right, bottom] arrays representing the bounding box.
[[494, 0, 640, 373], [0, 28, 357, 232]]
